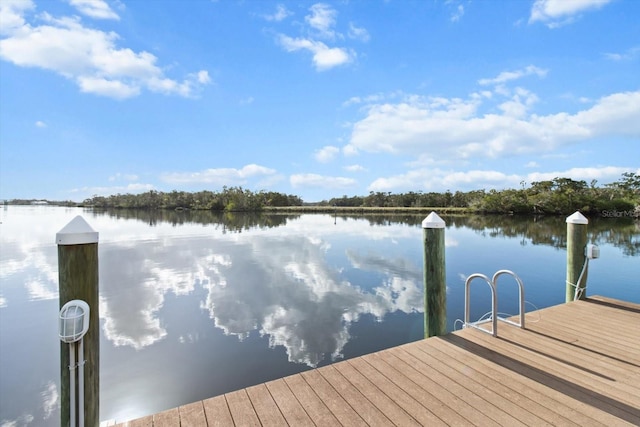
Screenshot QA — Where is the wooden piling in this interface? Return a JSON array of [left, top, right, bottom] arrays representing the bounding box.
[[57, 216, 99, 427], [566, 211, 588, 302], [422, 212, 446, 337]]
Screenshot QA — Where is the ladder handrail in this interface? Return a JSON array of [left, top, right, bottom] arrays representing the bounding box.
[[464, 269, 526, 337], [492, 269, 526, 329], [464, 273, 497, 337]]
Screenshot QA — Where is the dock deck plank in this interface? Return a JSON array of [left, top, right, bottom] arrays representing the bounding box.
[[178, 402, 207, 427], [114, 296, 640, 426], [282, 373, 340, 426], [264, 378, 315, 427], [225, 389, 260, 426], [202, 395, 233, 427]]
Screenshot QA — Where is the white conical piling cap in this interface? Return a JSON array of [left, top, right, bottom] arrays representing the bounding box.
[[566, 211, 588, 225], [56, 215, 99, 245], [422, 212, 446, 229]]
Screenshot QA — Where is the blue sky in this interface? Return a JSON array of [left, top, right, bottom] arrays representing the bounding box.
[[1, 0, 638, 203]]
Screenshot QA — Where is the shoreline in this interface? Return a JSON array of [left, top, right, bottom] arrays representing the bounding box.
[[262, 206, 474, 214]]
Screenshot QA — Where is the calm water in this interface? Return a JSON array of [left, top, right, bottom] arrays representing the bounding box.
[[0, 206, 638, 425]]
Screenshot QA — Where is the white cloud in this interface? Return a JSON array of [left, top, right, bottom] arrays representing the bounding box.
[[525, 161, 539, 168], [526, 166, 639, 184], [195, 70, 211, 84], [0, 3, 210, 99], [348, 90, 640, 162], [109, 172, 139, 182], [290, 173, 357, 189], [344, 164, 366, 172], [314, 145, 339, 163], [478, 65, 548, 86], [162, 164, 277, 185], [529, 0, 612, 28], [239, 96, 254, 105], [0, 0, 34, 36], [264, 4, 292, 22], [348, 22, 370, 42], [70, 182, 154, 196], [570, 91, 640, 136], [368, 169, 521, 193], [0, 414, 35, 427], [498, 88, 539, 118], [342, 144, 359, 156], [604, 46, 640, 61], [77, 76, 140, 99], [305, 3, 337, 40], [278, 35, 352, 71], [69, 0, 120, 20], [25, 278, 58, 300], [367, 166, 637, 194], [40, 381, 59, 420], [35, 120, 46, 128], [451, 4, 465, 22], [274, 3, 363, 71], [342, 92, 386, 107]]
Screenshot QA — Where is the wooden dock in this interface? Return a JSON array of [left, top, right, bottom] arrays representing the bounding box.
[[114, 296, 640, 426]]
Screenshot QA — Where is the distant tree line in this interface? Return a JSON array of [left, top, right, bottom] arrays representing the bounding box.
[[86, 207, 639, 256], [321, 173, 640, 215], [7, 173, 638, 216], [81, 187, 303, 211], [3, 199, 78, 207]]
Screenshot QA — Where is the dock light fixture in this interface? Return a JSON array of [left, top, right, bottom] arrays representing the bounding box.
[[59, 300, 90, 343], [572, 244, 600, 300], [586, 244, 600, 260], [59, 300, 90, 427]]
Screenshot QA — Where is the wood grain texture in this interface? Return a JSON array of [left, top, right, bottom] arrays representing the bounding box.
[[114, 297, 640, 426]]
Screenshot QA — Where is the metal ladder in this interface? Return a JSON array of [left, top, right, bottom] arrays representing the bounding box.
[[464, 269, 525, 337]]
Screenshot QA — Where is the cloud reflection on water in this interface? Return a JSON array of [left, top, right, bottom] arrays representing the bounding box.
[[2, 209, 424, 369], [199, 234, 407, 366], [95, 217, 424, 366]]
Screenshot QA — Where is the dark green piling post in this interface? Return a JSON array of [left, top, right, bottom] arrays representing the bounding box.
[[57, 216, 99, 427], [422, 212, 446, 337], [566, 211, 588, 302]]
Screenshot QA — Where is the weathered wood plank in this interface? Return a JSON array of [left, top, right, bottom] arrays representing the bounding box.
[[178, 401, 207, 427], [467, 325, 640, 410], [516, 304, 638, 353], [590, 295, 640, 312], [497, 318, 640, 385], [541, 302, 640, 340], [316, 364, 394, 426], [244, 383, 287, 426], [428, 337, 584, 427], [526, 315, 640, 364], [380, 347, 501, 426], [401, 343, 527, 426], [450, 330, 640, 425], [300, 368, 368, 426], [152, 407, 179, 427], [112, 296, 640, 427], [365, 351, 470, 426], [345, 356, 445, 426], [335, 357, 422, 426], [283, 374, 341, 426], [264, 378, 315, 426], [202, 395, 234, 427], [125, 416, 153, 427], [413, 338, 552, 426], [540, 300, 640, 339], [225, 389, 260, 426], [441, 332, 633, 426]]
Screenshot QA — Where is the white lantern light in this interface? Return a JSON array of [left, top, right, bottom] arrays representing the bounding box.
[[59, 300, 90, 343]]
